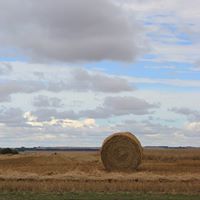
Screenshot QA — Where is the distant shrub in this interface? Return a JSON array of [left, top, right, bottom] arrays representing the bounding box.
[[0, 148, 19, 155]]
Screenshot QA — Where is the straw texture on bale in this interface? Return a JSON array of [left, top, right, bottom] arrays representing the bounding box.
[[101, 132, 143, 171]]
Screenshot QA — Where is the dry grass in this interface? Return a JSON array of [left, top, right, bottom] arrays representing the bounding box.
[[0, 148, 199, 194]]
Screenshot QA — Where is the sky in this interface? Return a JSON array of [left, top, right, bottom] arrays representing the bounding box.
[[0, 0, 200, 147]]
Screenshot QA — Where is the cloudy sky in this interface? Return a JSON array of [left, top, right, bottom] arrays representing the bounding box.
[[0, 0, 200, 147]]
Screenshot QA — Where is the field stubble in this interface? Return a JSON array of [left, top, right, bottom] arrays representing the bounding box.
[[0, 148, 199, 194]]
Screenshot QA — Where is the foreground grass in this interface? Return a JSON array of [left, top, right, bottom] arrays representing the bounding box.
[[0, 149, 199, 193], [0, 192, 199, 200]]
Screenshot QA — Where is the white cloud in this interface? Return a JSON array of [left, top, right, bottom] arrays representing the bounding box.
[[34, 134, 57, 141], [0, 60, 199, 147], [119, 0, 200, 64], [186, 121, 200, 132], [145, 133, 161, 138], [23, 111, 96, 129], [127, 76, 200, 88], [23, 112, 37, 122]]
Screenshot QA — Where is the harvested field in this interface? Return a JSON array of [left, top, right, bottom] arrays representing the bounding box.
[[0, 148, 199, 194]]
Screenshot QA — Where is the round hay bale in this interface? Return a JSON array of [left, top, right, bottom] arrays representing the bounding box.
[[101, 132, 143, 171]]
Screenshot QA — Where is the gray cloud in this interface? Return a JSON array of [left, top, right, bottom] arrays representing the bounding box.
[[80, 96, 159, 118], [113, 119, 188, 146], [0, 107, 25, 127], [0, 0, 143, 62], [0, 93, 11, 102], [70, 68, 134, 92], [32, 109, 77, 121], [0, 62, 12, 75], [33, 95, 63, 108], [0, 80, 46, 102], [116, 119, 179, 136], [28, 96, 159, 121], [0, 68, 134, 102], [33, 72, 45, 79], [193, 60, 200, 71], [170, 107, 200, 121]]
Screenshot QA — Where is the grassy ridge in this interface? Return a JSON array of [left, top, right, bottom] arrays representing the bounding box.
[[0, 192, 199, 200]]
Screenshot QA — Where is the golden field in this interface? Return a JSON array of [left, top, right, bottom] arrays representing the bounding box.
[[0, 148, 199, 194]]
